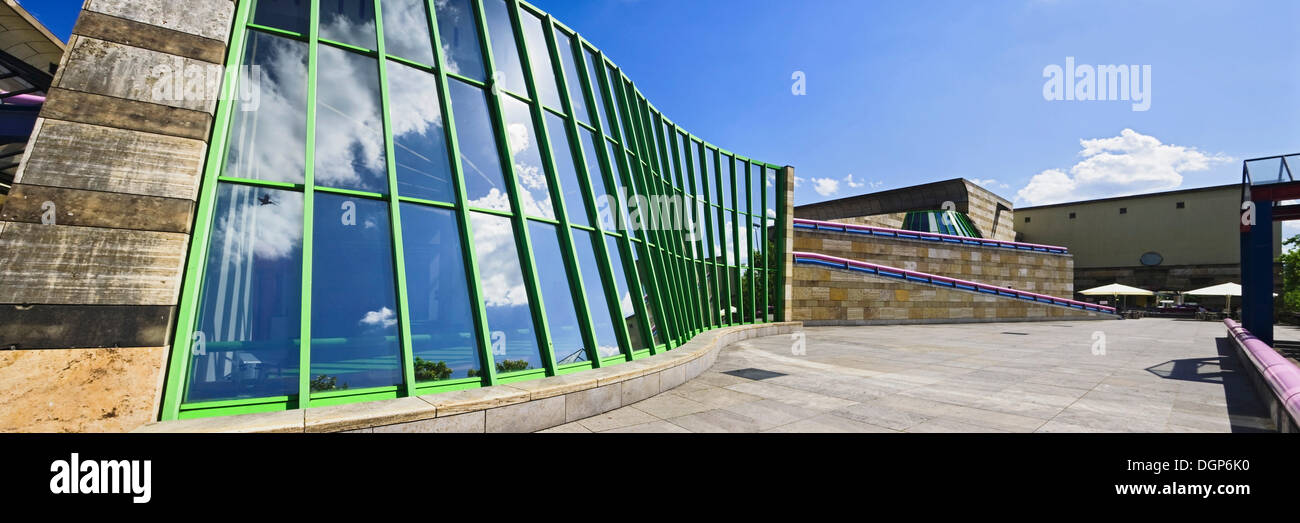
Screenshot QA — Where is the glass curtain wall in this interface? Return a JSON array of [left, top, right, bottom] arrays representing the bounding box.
[[161, 0, 783, 420]]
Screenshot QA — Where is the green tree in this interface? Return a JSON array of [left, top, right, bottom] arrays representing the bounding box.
[[1279, 235, 1300, 314], [413, 357, 454, 381]]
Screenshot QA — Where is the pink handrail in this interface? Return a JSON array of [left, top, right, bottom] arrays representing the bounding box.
[[793, 217, 1070, 253], [1224, 319, 1300, 423], [794, 251, 1115, 314]]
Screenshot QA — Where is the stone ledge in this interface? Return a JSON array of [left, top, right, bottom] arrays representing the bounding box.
[[130, 322, 802, 433]]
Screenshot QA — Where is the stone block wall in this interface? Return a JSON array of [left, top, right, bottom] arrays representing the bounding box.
[[791, 265, 1104, 326], [794, 229, 1075, 298], [0, 0, 237, 432]]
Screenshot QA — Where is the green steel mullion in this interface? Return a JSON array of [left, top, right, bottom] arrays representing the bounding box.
[[626, 88, 679, 349], [475, 0, 558, 376], [596, 54, 667, 353], [744, 161, 756, 324], [373, 0, 418, 394], [776, 164, 789, 322], [631, 94, 684, 347], [160, 0, 255, 420], [696, 141, 717, 329], [544, 17, 635, 362], [716, 152, 733, 325], [511, 0, 603, 367], [761, 166, 769, 323], [298, 0, 321, 407], [731, 155, 741, 325], [426, 0, 498, 385], [576, 46, 646, 359], [675, 125, 708, 333], [650, 110, 690, 341], [664, 121, 693, 335]]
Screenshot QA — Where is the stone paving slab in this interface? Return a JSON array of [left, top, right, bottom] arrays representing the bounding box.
[[577, 319, 1279, 433]]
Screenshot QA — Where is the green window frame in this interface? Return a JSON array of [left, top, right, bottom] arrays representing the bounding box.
[[160, 0, 787, 420]]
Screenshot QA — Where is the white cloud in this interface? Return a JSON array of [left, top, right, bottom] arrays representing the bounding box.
[[793, 176, 806, 188], [811, 177, 840, 196], [360, 307, 398, 329], [844, 173, 865, 189], [1015, 129, 1232, 206]]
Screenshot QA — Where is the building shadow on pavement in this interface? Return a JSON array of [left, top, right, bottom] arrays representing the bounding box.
[[1142, 338, 1275, 433]]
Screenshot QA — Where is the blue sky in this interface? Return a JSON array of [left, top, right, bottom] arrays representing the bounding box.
[[24, 0, 1300, 211]]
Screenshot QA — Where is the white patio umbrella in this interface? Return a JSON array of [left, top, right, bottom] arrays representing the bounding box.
[[1079, 283, 1154, 309], [1182, 282, 1267, 312]]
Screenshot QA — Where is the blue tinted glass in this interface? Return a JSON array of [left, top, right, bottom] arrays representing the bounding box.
[[502, 96, 555, 219], [750, 163, 762, 216], [737, 161, 749, 216], [630, 242, 665, 345], [381, 0, 436, 64], [607, 66, 629, 138], [583, 48, 610, 135], [470, 212, 544, 373], [520, 11, 562, 109], [401, 203, 480, 381], [482, 0, 526, 95], [553, 30, 590, 124], [544, 112, 588, 226], [311, 194, 402, 391], [434, 0, 486, 80], [720, 154, 733, 209], [574, 231, 621, 358], [253, 0, 309, 34], [766, 167, 776, 217], [449, 80, 510, 211], [187, 184, 302, 403], [527, 222, 586, 364], [580, 130, 619, 231], [225, 31, 308, 184], [388, 62, 454, 202], [603, 235, 644, 351], [320, 0, 376, 49], [315, 46, 387, 193]]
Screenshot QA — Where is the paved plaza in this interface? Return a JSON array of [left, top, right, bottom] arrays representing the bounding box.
[[541, 319, 1292, 433]]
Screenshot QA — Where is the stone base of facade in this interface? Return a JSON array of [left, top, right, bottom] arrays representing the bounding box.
[[792, 265, 1110, 326]]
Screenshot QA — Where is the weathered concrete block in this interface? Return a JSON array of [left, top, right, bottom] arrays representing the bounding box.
[[1, 183, 194, 233], [18, 119, 206, 200], [0, 222, 188, 305], [57, 36, 219, 113], [74, 9, 228, 64], [86, 0, 236, 42], [0, 346, 167, 432]]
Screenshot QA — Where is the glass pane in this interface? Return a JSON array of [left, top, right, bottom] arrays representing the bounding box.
[[720, 155, 733, 209], [544, 112, 588, 227], [554, 30, 590, 124], [434, 0, 486, 80], [401, 203, 480, 381], [252, 0, 309, 34], [580, 129, 617, 231], [315, 46, 387, 193], [381, 0, 435, 64], [449, 80, 509, 211], [750, 164, 762, 216], [224, 31, 308, 184], [607, 66, 629, 139], [583, 48, 611, 135], [528, 222, 586, 364], [766, 166, 776, 216], [311, 193, 402, 391], [388, 61, 454, 202], [630, 243, 665, 345], [482, 0, 526, 95], [469, 212, 544, 373], [520, 11, 562, 109], [320, 0, 376, 49], [574, 230, 621, 358], [737, 162, 749, 216], [603, 235, 644, 351], [502, 96, 555, 219], [187, 184, 303, 403]]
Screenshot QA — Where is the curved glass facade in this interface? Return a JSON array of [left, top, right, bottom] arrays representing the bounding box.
[[161, 0, 785, 419]]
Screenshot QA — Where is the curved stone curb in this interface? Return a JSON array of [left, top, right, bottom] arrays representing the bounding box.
[[132, 322, 803, 433]]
